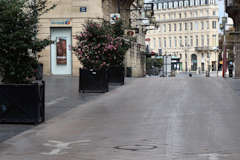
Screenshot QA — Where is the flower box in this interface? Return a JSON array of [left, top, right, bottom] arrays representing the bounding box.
[[0, 81, 45, 124], [108, 66, 124, 85], [79, 68, 108, 93]]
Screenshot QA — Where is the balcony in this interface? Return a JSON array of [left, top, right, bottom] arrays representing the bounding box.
[[195, 47, 216, 52]]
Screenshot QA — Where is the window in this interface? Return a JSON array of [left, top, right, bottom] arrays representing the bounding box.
[[190, 0, 194, 6], [169, 37, 172, 48], [200, 0, 205, 5], [212, 21, 217, 29], [196, 35, 199, 47], [184, 12, 187, 18], [179, 23, 182, 31], [190, 36, 193, 46], [195, 11, 198, 17], [195, 21, 198, 30], [185, 36, 188, 46], [174, 24, 177, 31], [163, 14, 166, 20], [163, 3, 168, 9], [174, 37, 177, 48], [190, 22, 193, 30], [213, 10, 216, 16], [210, 0, 215, 4], [201, 35, 204, 46], [179, 1, 184, 7], [206, 21, 209, 29], [201, 21, 204, 29], [207, 35, 209, 45], [169, 24, 171, 32], [158, 3, 162, 9], [185, 23, 188, 30], [153, 38, 156, 49], [159, 38, 161, 48], [179, 13, 182, 18], [179, 36, 183, 47], [212, 34, 217, 46], [169, 2, 173, 8], [196, 0, 200, 5], [164, 24, 166, 32], [184, 1, 189, 7], [164, 37, 167, 48], [154, 3, 157, 10], [174, 1, 178, 8]]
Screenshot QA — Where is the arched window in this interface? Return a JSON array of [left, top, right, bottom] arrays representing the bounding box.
[[158, 3, 162, 10], [195, 0, 200, 5], [163, 3, 168, 9], [174, 1, 178, 8], [190, 0, 194, 6], [179, 1, 183, 7], [169, 2, 173, 8], [200, 0, 205, 5]]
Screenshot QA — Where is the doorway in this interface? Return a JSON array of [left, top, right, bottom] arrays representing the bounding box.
[[51, 28, 72, 75]]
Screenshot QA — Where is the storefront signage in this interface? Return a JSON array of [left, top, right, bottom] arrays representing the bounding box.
[[80, 7, 87, 12], [51, 19, 71, 25]]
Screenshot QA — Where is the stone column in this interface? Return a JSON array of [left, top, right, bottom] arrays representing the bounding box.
[[234, 40, 240, 78]]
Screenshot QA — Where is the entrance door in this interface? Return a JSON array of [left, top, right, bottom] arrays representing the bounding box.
[[191, 54, 197, 71], [51, 28, 72, 75]]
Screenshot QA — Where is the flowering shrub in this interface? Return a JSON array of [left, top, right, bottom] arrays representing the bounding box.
[[73, 20, 130, 70]]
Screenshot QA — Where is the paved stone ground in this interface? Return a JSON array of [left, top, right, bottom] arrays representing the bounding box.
[[0, 76, 126, 143], [0, 76, 240, 160]]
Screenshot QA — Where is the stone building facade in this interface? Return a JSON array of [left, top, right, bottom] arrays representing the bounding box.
[[146, 0, 219, 73], [225, 0, 240, 78], [38, 0, 146, 77]]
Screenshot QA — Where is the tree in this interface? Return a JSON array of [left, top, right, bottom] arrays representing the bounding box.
[[0, 0, 55, 84]]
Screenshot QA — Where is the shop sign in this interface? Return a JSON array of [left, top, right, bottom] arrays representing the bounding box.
[[80, 7, 87, 12], [51, 19, 71, 25]]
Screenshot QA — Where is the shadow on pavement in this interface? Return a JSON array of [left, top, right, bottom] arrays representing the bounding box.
[[0, 75, 125, 143]]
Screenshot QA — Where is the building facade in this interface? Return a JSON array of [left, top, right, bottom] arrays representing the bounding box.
[[225, 0, 240, 78], [38, 0, 146, 76], [146, 0, 219, 73]]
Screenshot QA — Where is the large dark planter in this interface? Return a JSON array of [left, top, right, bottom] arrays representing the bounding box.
[[108, 66, 125, 85], [79, 68, 108, 93], [0, 81, 45, 124]]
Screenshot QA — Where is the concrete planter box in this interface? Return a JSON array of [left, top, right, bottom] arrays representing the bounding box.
[[0, 81, 45, 124], [79, 68, 108, 93], [108, 66, 125, 85]]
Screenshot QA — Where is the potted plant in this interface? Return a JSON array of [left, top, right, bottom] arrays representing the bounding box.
[[73, 21, 112, 93], [0, 0, 55, 124], [107, 20, 130, 85]]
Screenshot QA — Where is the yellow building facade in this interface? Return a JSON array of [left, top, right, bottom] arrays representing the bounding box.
[[38, 0, 135, 76], [146, 0, 219, 72]]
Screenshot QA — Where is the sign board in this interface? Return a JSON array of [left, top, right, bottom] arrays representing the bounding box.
[[110, 13, 120, 24], [51, 19, 71, 25], [125, 29, 135, 37], [144, 3, 153, 11], [80, 7, 87, 12]]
